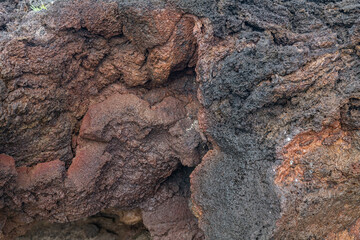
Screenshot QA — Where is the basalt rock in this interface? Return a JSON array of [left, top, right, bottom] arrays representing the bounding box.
[[0, 0, 359, 239], [190, 0, 360, 239]]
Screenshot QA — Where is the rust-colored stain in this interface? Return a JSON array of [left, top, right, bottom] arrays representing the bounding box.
[[326, 230, 355, 240], [275, 122, 352, 186], [16, 160, 65, 189], [349, 218, 360, 240], [191, 199, 203, 219]]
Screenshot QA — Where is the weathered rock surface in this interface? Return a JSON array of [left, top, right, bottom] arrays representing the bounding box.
[[16, 209, 150, 240], [190, 0, 360, 239], [142, 195, 203, 240], [0, 0, 359, 239], [141, 167, 204, 240], [0, 0, 204, 239]]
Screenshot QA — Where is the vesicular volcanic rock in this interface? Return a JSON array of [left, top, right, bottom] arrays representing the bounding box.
[[0, 0, 203, 239], [189, 0, 360, 239], [0, 0, 360, 239]]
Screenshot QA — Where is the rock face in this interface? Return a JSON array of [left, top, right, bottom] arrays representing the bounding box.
[[0, 0, 359, 239], [141, 167, 205, 240], [189, 0, 360, 239], [17, 209, 150, 240], [0, 0, 203, 239]]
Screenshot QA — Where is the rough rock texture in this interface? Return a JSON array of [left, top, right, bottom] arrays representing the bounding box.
[[189, 0, 360, 239], [0, 0, 203, 239], [142, 195, 202, 240], [141, 167, 205, 240], [17, 209, 150, 240], [1, 0, 360, 239], [65, 91, 200, 220]]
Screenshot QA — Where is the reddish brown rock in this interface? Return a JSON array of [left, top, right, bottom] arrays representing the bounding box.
[[275, 122, 351, 186], [4, 0, 359, 239], [13, 160, 66, 223], [122, 8, 182, 50], [66, 142, 109, 192], [16, 160, 65, 190], [46, 0, 122, 38], [0, 1, 204, 238], [142, 196, 204, 240], [326, 218, 360, 240], [109, 42, 149, 87], [140, 166, 204, 240], [0, 154, 16, 188], [64, 91, 202, 220], [0, 154, 16, 213], [146, 15, 198, 84], [1, 159, 65, 238]]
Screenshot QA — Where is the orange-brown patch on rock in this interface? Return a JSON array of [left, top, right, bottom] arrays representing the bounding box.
[[66, 142, 110, 190], [275, 122, 351, 186], [190, 199, 203, 219], [326, 230, 355, 240], [349, 218, 360, 240], [16, 160, 65, 190], [326, 218, 360, 240]]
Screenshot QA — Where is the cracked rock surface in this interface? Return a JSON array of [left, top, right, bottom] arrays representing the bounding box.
[[0, 0, 203, 239], [0, 0, 360, 239]]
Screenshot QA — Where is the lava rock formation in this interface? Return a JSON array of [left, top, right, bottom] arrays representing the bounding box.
[[0, 0, 359, 239]]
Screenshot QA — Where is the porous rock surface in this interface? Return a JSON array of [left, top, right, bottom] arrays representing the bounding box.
[[0, 0, 202, 239], [0, 0, 359, 239], [189, 0, 360, 239]]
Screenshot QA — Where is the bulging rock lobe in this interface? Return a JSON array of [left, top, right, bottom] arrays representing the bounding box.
[[0, 0, 204, 238]]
